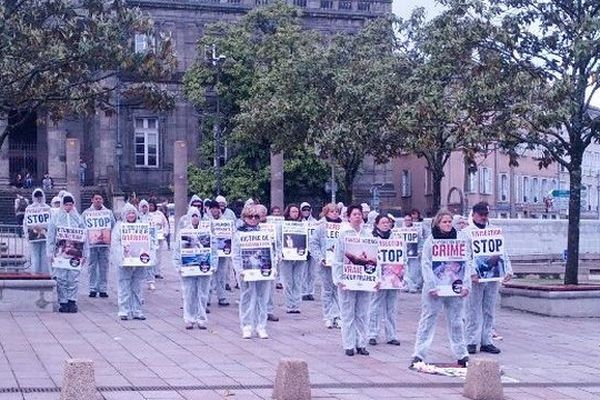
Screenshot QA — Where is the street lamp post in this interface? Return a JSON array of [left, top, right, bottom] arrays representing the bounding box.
[[211, 44, 226, 196]]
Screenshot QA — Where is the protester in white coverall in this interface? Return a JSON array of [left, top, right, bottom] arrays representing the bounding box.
[[300, 202, 318, 301], [46, 193, 89, 313], [173, 206, 217, 329], [24, 188, 51, 274], [411, 209, 472, 368], [333, 205, 373, 356], [112, 203, 147, 321], [257, 204, 279, 322], [82, 192, 116, 298], [278, 204, 307, 313], [309, 203, 342, 329], [138, 200, 159, 291], [207, 200, 232, 307], [463, 202, 512, 355], [368, 214, 402, 346], [403, 214, 424, 293], [148, 199, 169, 280], [232, 204, 273, 339]]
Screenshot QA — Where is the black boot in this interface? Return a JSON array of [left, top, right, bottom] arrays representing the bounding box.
[[68, 300, 78, 313], [58, 303, 69, 313]]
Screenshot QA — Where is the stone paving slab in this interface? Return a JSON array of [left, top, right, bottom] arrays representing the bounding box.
[[1, 250, 600, 399]]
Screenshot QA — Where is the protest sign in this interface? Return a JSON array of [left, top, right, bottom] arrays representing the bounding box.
[[239, 231, 275, 281], [24, 206, 51, 242], [212, 219, 233, 257], [179, 227, 212, 277], [341, 236, 379, 291], [84, 210, 112, 246], [121, 223, 153, 267], [281, 221, 308, 261], [396, 227, 420, 258], [431, 239, 467, 296], [266, 215, 284, 225], [324, 222, 342, 267], [150, 212, 167, 240], [259, 223, 276, 241], [471, 228, 506, 282], [52, 227, 85, 270], [378, 238, 406, 290]]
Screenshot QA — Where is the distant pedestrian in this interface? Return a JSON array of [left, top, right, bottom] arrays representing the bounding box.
[[24, 173, 33, 189], [42, 173, 54, 191], [79, 159, 87, 185], [15, 194, 28, 237], [14, 173, 23, 188]]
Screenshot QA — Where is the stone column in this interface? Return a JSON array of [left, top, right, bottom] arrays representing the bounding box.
[[270, 151, 284, 209], [66, 138, 81, 208], [95, 112, 116, 186], [0, 119, 9, 185], [47, 117, 66, 188], [174, 141, 188, 235]]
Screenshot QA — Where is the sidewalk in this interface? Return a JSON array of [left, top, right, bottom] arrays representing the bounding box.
[[1, 249, 599, 400]]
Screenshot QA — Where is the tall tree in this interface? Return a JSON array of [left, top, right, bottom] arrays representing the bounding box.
[[450, 0, 600, 284], [388, 8, 505, 213], [235, 16, 404, 203], [0, 0, 177, 147]]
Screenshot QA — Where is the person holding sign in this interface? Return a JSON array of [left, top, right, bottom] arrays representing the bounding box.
[[278, 204, 308, 314], [24, 188, 51, 274], [300, 202, 318, 302], [207, 200, 233, 307], [46, 193, 88, 313], [309, 203, 343, 329], [333, 205, 376, 357], [149, 199, 169, 280], [411, 209, 472, 368], [82, 193, 116, 298], [463, 202, 512, 355], [232, 204, 276, 339], [368, 214, 403, 346], [111, 203, 150, 321], [173, 207, 217, 329], [138, 200, 160, 291], [401, 214, 423, 294]]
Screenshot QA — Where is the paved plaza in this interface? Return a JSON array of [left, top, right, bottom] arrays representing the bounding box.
[[1, 250, 599, 400]]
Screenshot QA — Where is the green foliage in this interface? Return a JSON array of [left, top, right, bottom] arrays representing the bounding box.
[[187, 141, 330, 204], [0, 0, 177, 145]]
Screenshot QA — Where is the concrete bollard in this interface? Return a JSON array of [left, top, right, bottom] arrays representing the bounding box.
[[60, 358, 97, 400], [272, 358, 311, 400], [463, 358, 503, 400]]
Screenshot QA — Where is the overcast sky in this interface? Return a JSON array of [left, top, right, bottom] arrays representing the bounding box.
[[392, 0, 444, 20]]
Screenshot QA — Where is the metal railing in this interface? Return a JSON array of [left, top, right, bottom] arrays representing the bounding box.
[[0, 225, 29, 272]]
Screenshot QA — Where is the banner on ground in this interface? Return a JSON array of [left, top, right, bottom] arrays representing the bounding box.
[[325, 222, 342, 267], [179, 227, 212, 277], [281, 221, 308, 261], [396, 227, 420, 258], [378, 238, 406, 290], [471, 228, 506, 282], [84, 210, 113, 246], [120, 223, 153, 267], [431, 239, 467, 296], [52, 227, 85, 270], [212, 219, 233, 257], [239, 231, 275, 281], [341, 236, 380, 291], [25, 206, 51, 242]]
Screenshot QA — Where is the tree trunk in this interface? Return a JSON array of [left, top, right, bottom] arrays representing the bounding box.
[[343, 171, 354, 204], [565, 163, 582, 285]]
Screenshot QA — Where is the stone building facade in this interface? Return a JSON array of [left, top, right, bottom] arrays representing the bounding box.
[[0, 0, 391, 195]]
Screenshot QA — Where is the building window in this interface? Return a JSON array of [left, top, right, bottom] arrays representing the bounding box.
[[255, 0, 269, 4], [339, 0, 352, 9], [293, 0, 306, 6], [424, 169, 433, 195], [357, 1, 370, 11], [401, 170, 411, 197], [499, 173, 508, 202], [467, 170, 477, 193], [523, 176, 530, 203], [134, 34, 156, 54], [320, 0, 333, 8], [479, 167, 492, 194], [541, 178, 548, 199], [551, 179, 557, 190], [532, 177, 539, 202], [228, 0, 241, 3], [135, 118, 159, 167]]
